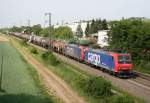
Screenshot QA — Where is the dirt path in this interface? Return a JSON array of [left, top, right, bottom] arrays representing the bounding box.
[[10, 38, 86, 103]]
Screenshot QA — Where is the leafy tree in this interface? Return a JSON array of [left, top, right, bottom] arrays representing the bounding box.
[[10, 26, 22, 32], [87, 18, 108, 35], [85, 22, 90, 36], [39, 27, 54, 37], [102, 19, 108, 30], [39, 28, 49, 37], [32, 24, 42, 35], [0, 28, 10, 34], [89, 19, 97, 34], [94, 19, 99, 32], [26, 26, 32, 34], [53, 26, 73, 40], [108, 18, 150, 66], [76, 24, 83, 37], [98, 19, 102, 30]]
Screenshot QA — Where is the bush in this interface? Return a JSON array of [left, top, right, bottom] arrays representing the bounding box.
[[139, 60, 147, 67], [112, 95, 135, 103], [20, 40, 28, 46], [41, 51, 49, 60], [30, 48, 38, 54], [78, 76, 112, 98], [143, 62, 150, 70], [74, 75, 86, 90], [41, 51, 60, 66], [136, 60, 150, 74]]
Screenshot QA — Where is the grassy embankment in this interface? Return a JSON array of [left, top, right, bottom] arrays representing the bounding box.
[[11, 37, 145, 103], [0, 41, 61, 103], [135, 64, 150, 74]]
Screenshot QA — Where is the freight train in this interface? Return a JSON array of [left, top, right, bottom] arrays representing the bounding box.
[[11, 32, 133, 78]]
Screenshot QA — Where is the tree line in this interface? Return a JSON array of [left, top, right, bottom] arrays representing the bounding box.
[[8, 24, 73, 40], [85, 19, 108, 36]]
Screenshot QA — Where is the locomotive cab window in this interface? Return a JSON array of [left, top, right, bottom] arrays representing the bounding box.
[[118, 55, 131, 64]]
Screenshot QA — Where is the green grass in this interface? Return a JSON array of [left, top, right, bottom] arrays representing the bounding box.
[[134, 63, 150, 75], [0, 42, 57, 103], [135, 68, 150, 75], [12, 37, 145, 103]]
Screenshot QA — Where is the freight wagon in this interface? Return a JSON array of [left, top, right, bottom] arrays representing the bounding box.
[[52, 40, 66, 54]]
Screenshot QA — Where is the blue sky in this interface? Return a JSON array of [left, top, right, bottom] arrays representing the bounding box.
[[0, 0, 149, 27]]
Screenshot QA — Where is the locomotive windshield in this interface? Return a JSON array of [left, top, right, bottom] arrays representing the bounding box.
[[118, 55, 131, 64]]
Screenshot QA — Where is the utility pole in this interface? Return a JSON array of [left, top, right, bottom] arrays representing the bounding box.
[[44, 20, 47, 29], [28, 19, 31, 35], [62, 20, 64, 26], [0, 47, 3, 92], [45, 13, 51, 52]]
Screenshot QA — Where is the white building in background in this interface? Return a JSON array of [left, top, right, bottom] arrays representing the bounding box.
[[91, 30, 109, 47], [54, 21, 89, 37], [97, 30, 109, 47]]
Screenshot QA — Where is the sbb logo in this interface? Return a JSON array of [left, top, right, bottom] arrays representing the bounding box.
[[88, 52, 101, 65]]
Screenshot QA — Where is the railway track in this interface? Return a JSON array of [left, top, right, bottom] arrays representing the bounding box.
[[12, 36, 150, 103], [131, 71, 150, 88], [134, 71, 150, 81]]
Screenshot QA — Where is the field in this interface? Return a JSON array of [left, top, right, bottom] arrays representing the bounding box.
[[0, 41, 54, 103]]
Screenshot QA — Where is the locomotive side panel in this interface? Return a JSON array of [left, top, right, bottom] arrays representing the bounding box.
[[84, 49, 115, 71]]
